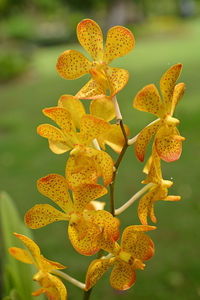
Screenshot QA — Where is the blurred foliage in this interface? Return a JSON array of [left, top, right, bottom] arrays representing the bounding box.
[[0, 192, 45, 300], [0, 47, 30, 82]]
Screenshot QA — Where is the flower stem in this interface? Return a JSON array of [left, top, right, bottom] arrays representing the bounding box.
[[52, 269, 86, 290], [83, 289, 93, 300], [110, 119, 129, 216], [115, 183, 154, 215]]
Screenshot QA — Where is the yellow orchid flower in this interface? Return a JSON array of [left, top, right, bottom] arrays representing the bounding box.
[[133, 64, 185, 163], [85, 225, 155, 291], [56, 19, 135, 99], [25, 174, 120, 256], [138, 182, 180, 225], [9, 233, 67, 300], [37, 106, 114, 188], [58, 94, 130, 154], [137, 147, 180, 224]]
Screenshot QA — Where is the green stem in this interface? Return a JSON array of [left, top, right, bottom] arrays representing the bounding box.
[[109, 120, 129, 216]]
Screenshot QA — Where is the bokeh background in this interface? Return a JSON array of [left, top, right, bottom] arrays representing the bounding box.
[[0, 0, 200, 299]]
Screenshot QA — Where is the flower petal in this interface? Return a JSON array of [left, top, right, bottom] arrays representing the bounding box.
[[13, 233, 41, 266], [104, 26, 135, 64], [89, 149, 114, 187], [68, 223, 100, 256], [90, 97, 116, 122], [85, 200, 106, 211], [66, 155, 98, 190], [135, 120, 161, 162], [25, 204, 69, 229], [99, 124, 129, 153], [32, 288, 45, 297], [121, 225, 155, 261], [58, 95, 86, 129], [85, 210, 120, 242], [37, 174, 73, 214], [142, 147, 162, 185], [39, 273, 67, 300], [37, 124, 73, 149], [79, 115, 111, 146], [56, 49, 91, 79], [160, 63, 182, 113], [43, 107, 78, 142], [106, 66, 129, 96], [171, 82, 185, 116], [85, 258, 115, 291], [40, 256, 66, 272], [133, 84, 165, 118], [77, 19, 103, 61], [138, 188, 158, 225], [72, 184, 107, 213], [48, 140, 70, 154], [76, 78, 106, 99], [155, 127, 184, 162], [110, 259, 136, 290], [46, 274, 67, 300], [9, 247, 34, 264]]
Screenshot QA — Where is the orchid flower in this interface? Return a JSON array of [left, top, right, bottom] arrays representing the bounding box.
[[25, 174, 120, 256], [9, 233, 67, 300], [37, 106, 114, 188], [56, 19, 135, 99], [85, 225, 155, 291], [133, 64, 185, 162]]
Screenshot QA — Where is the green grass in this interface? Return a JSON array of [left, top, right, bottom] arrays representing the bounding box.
[[1, 19, 200, 300]]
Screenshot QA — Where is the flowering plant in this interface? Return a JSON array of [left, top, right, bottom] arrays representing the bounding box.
[[9, 19, 185, 300]]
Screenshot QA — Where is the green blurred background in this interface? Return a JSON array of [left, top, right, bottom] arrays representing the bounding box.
[[0, 0, 200, 299]]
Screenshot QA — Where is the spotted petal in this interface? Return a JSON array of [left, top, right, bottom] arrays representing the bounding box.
[[85, 258, 115, 291], [37, 174, 73, 214], [142, 147, 162, 185], [68, 222, 100, 256], [39, 273, 67, 300], [138, 187, 158, 225], [135, 119, 161, 162], [134, 84, 165, 118], [58, 95, 86, 129], [43, 107, 78, 142], [86, 148, 113, 187], [155, 126, 184, 162], [9, 247, 34, 264], [49, 140, 70, 154], [25, 204, 69, 229], [66, 155, 98, 190], [104, 26, 135, 65], [85, 210, 120, 242], [37, 124, 73, 149], [56, 50, 92, 80], [79, 115, 111, 146], [76, 79, 106, 99], [77, 19, 103, 61], [90, 97, 115, 122], [160, 63, 182, 113], [110, 259, 136, 290], [99, 124, 129, 153], [171, 82, 185, 116], [45, 274, 67, 300], [106, 66, 129, 96], [40, 256, 66, 272], [73, 184, 107, 213], [121, 225, 155, 261], [13, 233, 41, 267]]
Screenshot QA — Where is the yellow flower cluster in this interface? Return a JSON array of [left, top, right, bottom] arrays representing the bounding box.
[[9, 19, 185, 299]]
